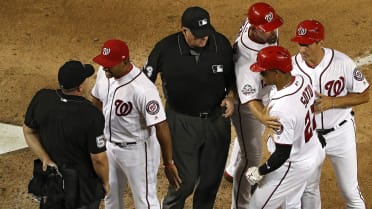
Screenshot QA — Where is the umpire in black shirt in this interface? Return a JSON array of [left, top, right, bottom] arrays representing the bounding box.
[[144, 6, 235, 209], [23, 60, 109, 209]]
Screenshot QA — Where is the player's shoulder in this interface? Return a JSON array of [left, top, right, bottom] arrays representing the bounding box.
[[328, 48, 355, 65]]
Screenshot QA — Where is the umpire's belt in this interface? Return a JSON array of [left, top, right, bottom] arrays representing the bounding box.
[[110, 141, 137, 148], [316, 120, 347, 148], [183, 108, 223, 119]]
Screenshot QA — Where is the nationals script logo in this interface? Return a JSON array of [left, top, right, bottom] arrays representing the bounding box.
[[115, 100, 132, 116]]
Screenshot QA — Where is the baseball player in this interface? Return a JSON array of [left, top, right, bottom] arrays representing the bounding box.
[[291, 20, 368, 209], [246, 45, 325, 209], [227, 2, 283, 208], [91, 39, 181, 209]]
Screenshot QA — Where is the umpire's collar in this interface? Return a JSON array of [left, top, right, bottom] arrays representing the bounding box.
[[177, 32, 218, 56]]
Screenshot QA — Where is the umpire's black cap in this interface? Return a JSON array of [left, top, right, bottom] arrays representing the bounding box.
[[58, 60, 94, 89], [181, 6, 215, 38]]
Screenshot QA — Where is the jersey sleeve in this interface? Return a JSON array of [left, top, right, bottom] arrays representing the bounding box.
[[137, 85, 167, 127], [24, 90, 44, 130], [91, 67, 109, 102], [343, 58, 370, 93], [143, 41, 164, 82], [270, 110, 295, 146], [86, 111, 106, 154]]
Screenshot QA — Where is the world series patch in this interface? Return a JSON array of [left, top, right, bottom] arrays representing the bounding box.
[[146, 100, 160, 115], [353, 67, 364, 81], [241, 84, 256, 95]]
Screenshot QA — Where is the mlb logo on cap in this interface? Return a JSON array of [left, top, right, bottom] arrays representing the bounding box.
[[198, 19, 208, 26]]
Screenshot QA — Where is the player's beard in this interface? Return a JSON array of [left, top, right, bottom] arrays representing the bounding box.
[[105, 71, 114, 78], [266, 35, 278, 44]]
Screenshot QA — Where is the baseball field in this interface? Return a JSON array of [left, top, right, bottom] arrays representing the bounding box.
[[0, 0, 371, 208]]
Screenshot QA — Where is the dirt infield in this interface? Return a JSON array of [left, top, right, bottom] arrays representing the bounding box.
[[0, 0, 371, 208]]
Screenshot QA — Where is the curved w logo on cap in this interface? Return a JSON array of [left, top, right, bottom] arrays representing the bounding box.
[[297, 27, 307, 36], [264, 12, 273, 23], [102, 48, 111, 56]]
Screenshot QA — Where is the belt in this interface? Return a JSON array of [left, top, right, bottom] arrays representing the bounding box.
[[316, 120, 347, 148], [110, 141, 137, 148]]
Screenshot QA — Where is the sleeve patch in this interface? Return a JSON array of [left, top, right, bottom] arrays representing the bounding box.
[[96, 135, 106, 148], [146, 100, 160, 115], [241, 84, 256, 95], [353, 67, 364, 81]]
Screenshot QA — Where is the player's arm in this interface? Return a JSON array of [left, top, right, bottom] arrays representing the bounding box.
[[315, 89, 369, 113], [23, 124, 56, 171], [91, 151, 109, 194], [258, 143, 292, 175], [247, 100, 281, 129], [155, 120, 182, 190]]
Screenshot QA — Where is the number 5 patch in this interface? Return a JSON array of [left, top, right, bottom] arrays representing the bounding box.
[[96, 135, 106, 148]]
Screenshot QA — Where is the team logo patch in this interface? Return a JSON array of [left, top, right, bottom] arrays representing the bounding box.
[[241, 84, 256, 95], [353, 67, 364, 81], [96, 135, 106, 148], [146, 100, 160, 115]]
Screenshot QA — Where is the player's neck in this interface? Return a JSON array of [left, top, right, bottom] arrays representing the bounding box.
[[305, 48, 325, 68], [276, 75, 295, 91]]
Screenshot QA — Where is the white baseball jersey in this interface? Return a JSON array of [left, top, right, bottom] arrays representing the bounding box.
[[230, 18, 278, 209], [91, 64, 164, 209], [248, 75, 324, 209], [291, 48, 368, 209], [292, 48, 370, 129], [234, 19, 277, 105], [92, 65, 166, 143], [268, 75, 321, 162]]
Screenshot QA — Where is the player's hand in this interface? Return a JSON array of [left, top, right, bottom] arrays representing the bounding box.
[[246, 166, 263, 185], [261, 106, 281, 130], [314, 92, 333, 113], [164, 163, 182, 191], [103, 182, 110, 195], [221, 96, 234, 117]]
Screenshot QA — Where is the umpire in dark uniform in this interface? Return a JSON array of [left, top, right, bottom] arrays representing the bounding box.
[[144, 6, 235, 209], [23, 60, 109, 209]]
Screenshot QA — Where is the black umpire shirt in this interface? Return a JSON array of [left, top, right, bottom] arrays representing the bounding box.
[[24, 89, 106, 204], [143, 31, 234, 116]]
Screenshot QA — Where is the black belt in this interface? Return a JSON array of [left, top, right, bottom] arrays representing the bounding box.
[[111, 141, 137, 148], [316, 120, 347, 148]]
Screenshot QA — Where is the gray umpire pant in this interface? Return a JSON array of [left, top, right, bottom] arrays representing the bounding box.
[[162, 105, 231, 209]]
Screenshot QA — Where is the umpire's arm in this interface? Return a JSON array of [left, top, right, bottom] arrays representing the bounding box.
[[23, 124, 56, 171], [91, 152, 110, 194]]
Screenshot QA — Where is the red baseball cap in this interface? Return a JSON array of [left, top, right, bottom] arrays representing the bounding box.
[[291, 20, 325, 45], [247, 2, 283, 32], [250, 46, 292, 73], [93, 39, 129, 68]]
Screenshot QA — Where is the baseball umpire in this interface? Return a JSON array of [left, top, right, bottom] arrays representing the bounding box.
[[143, 6, 235, 209], [23, 60, 109, 209]]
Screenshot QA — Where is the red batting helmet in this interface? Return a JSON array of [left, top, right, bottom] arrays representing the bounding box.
[[247, 2, 283, 32], [250, 46, 292, 73], [291, 20, 325, 44]]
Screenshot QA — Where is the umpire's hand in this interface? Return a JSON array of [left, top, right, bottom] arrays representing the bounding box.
[[221, 96, 234, 117], [164, 162, 182, 191]]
